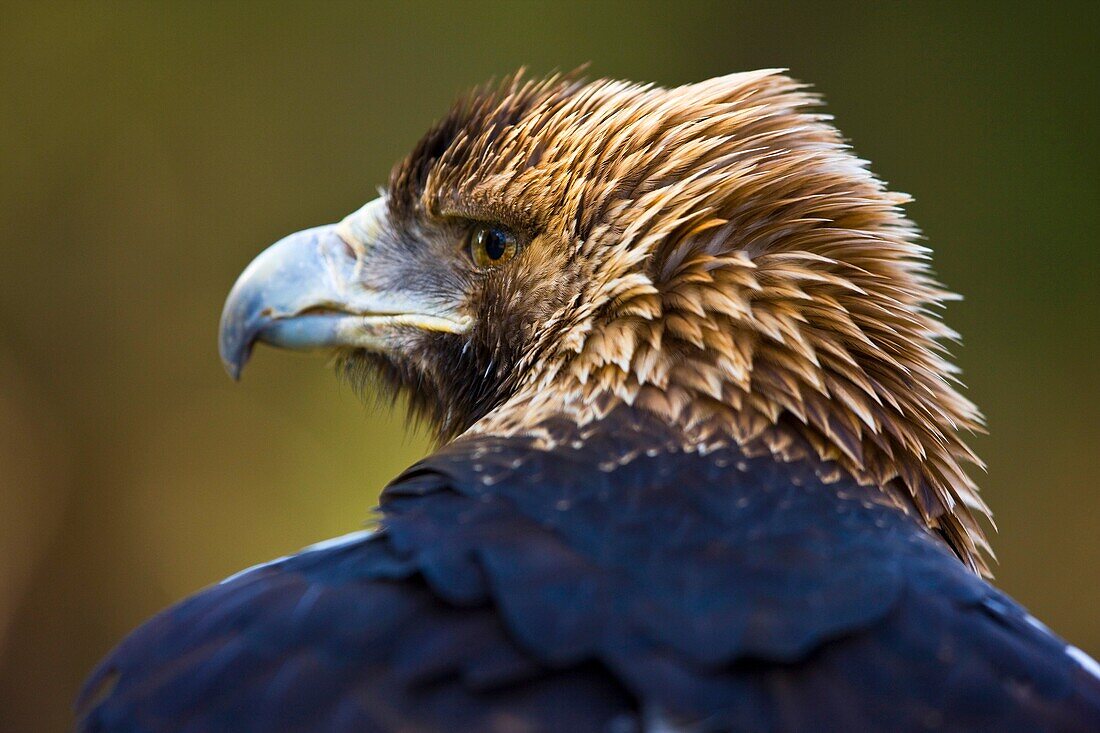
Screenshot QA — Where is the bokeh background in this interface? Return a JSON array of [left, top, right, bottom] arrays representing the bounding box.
[[1, 2, 1097, 729]]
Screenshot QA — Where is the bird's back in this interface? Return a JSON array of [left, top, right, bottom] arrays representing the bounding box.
[[77, 410, 1100, 732]]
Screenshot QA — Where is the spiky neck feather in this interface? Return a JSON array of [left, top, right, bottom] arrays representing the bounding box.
[[388, 70, 990, 573]]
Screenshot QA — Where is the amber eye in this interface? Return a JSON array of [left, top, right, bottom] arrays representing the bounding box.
[[468, 224, 518, 267]]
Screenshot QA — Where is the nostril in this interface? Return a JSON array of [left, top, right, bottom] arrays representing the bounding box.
[[297, 305, 347, 317]]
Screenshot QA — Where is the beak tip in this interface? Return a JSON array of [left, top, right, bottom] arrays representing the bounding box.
[[218, 311, 257, 382], [219, 341, 247, 382], [222, 359, 244, 382]]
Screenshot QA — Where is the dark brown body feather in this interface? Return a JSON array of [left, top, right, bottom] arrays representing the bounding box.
[[79, 411, 1100, 731]]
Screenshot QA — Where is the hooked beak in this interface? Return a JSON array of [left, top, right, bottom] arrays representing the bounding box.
[[218, 197, 470, 379]]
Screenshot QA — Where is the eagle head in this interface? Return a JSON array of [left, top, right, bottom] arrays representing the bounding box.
[[219, 70, 990, 572]]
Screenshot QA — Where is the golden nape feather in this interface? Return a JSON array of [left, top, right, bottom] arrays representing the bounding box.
[[400, 69, 990, 573]]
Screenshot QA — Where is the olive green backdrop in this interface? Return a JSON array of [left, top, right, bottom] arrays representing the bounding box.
[[1, 2, 1096, 729]]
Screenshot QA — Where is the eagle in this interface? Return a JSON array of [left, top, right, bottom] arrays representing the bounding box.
[[77, 70, 1100, 732]]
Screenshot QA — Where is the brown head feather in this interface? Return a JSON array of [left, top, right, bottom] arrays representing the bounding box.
[[381, 70, 990, 573]]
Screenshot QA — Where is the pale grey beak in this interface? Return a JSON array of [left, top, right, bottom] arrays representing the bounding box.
[[218, 197, 470, 379]]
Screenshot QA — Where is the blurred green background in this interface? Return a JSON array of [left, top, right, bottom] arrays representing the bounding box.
[[1, 2, 1097, 729]]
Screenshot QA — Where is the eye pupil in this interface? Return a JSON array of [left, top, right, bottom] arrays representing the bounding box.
[[483, 228, 508, 260], [470, 225, 517, 267]]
